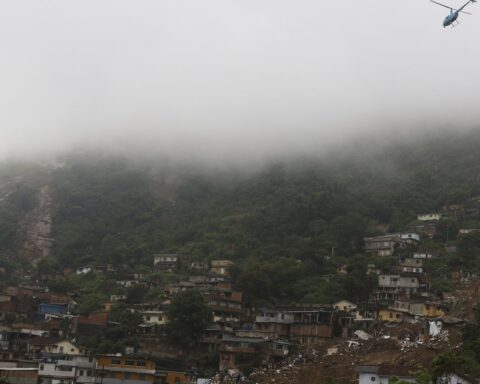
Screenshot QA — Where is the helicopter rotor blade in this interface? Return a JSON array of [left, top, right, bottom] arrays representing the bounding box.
[[430, 0, 453, 9], [430, 0, 472, 13]]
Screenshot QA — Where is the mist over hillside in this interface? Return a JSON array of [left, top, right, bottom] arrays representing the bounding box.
[[1, 129, 480, 305]]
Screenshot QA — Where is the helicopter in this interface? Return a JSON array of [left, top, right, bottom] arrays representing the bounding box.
[[431, 0, 477, 27]]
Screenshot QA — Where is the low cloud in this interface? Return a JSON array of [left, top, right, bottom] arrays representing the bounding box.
[[1, 0, 479, 163]]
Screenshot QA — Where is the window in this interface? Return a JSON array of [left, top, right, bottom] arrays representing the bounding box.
[[40, 364, 44, 370], [111, 359, 121, 365], [79, 370, 84, 376], [136, 361, 146, 367], [146, 316, 151, 321], [125, 360, 135, 366]]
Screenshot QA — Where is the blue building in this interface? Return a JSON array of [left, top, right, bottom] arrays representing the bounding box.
[[36, 303, 69, 320]]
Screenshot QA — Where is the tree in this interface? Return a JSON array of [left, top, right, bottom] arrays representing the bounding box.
[[166, 289, 212, 347], [431, 352, 467, 381], [75, 293, 108, 315]]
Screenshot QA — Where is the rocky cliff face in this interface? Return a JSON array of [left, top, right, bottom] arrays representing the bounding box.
[[16, 184, 54, 265]]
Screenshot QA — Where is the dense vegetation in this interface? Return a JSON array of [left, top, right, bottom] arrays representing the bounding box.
[[3, 130, 480, 305], [0, 162, 40, 280]]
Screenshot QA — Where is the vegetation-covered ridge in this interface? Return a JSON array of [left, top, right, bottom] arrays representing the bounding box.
[[3, 129, 480, 304]]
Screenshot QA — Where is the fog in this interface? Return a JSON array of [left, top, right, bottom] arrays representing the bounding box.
[[1, 0, 479, 164]]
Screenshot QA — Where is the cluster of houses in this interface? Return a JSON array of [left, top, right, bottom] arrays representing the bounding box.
[[361, 226, 449, 324], [0, 210, 477, 383], [0, 334, 188, 384], [0, 284, 195, 383]]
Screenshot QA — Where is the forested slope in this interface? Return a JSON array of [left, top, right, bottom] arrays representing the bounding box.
[[3, 129, 480, 304]]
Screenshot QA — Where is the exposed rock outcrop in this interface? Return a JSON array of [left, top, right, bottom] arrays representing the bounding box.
[[17, 185, 54, 265]]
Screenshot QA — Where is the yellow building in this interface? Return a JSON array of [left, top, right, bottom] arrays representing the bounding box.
[[96, 355, 157, 383], [377, 309, 404, 323], [95, 355, 190, 384], [422, 303, 445, 318]]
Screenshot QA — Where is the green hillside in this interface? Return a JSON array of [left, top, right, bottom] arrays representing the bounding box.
[[3, 130, 480, 304]]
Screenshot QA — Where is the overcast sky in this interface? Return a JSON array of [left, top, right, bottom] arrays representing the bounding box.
[[1, 0, 479, 163]]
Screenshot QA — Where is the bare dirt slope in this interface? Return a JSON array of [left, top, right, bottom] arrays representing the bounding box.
[[16, 184, 54, 265]]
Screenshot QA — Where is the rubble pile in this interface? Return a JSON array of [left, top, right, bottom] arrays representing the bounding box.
[[209, 322, 465, 384]]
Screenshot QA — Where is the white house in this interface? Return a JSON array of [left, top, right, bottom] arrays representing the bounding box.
[[418, 213, 441, 221], [401, 233, 421, 244], [76, 267, 92, 275], [357, 364, 414, 384], [38, 355, 95, 384], [412, 252, 433, 259], [437, 373, 479, 384], [378, 275, 419, 289], [141, 310, 168, 325], [334, 300, 358, 312]]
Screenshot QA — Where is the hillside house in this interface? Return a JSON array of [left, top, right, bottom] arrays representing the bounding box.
[[199, 322, 234, 353], [95, 355, 157, 384], [36, 303, 70, 321], [373, 274, 420, 305], [377, 308, 406, 322], [219, 335, 265, 370], [410, 222, 437, 238], [139, 310, 168, 334], [459, 229, 480, 236], [254, 310, 294, 339], [413, 252, 433, 259], [75, 312, 109, 339], [286, 306, 337, 345], [437, 373, 480, 384], [38, 354, 95, 384], [399, 258, 423, 274], [210, 260, 234, 276], [153, 254, 179, 271], [0, 366, 38, 384], [165, 281, 196, 295], [189, 261, 209, 271], [141, 310, 168, 325], [334, 300, 357, 312], [401, 233, 421, 244], [364, 234, 401, 257], [110, 294, 127, 302], [417, 213, 441, 221], [204, 292, 243, 323], [378, 275, 419, 291], [75, 265, 115, 275], [356, 364, 414, 384], [27, 338, 83, 357]]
